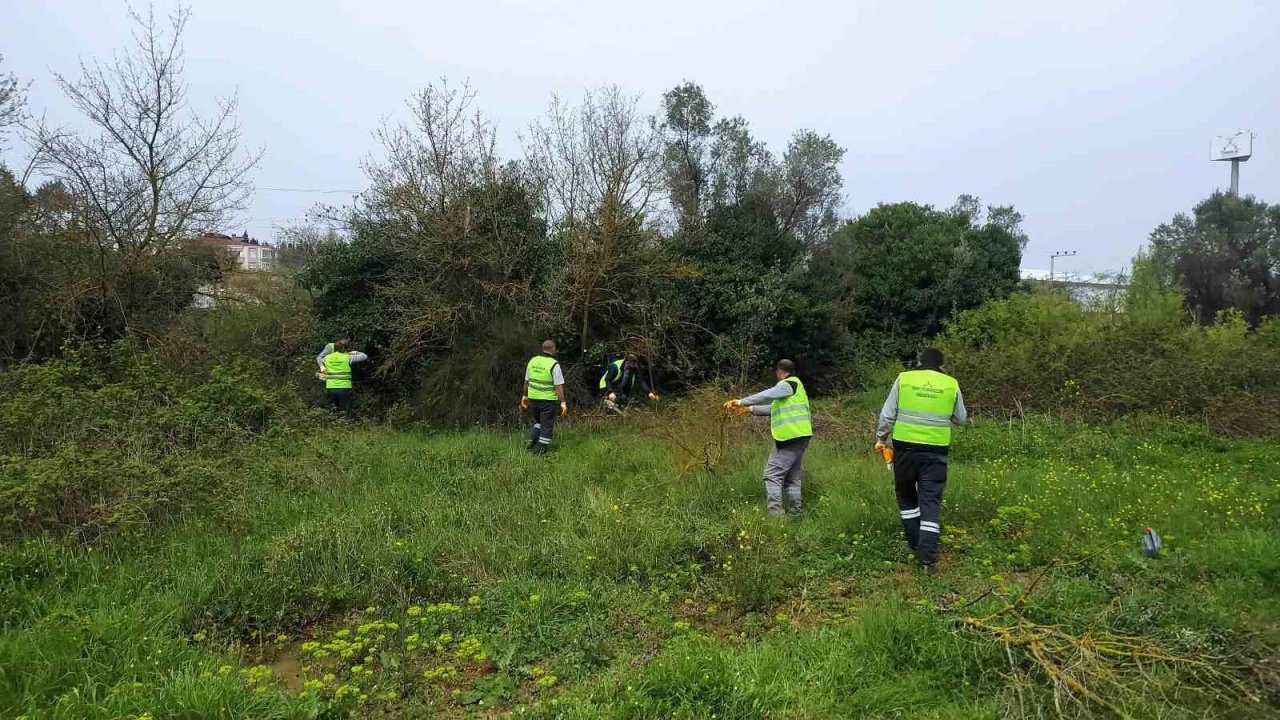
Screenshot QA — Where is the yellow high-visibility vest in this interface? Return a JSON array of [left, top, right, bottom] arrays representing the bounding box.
[[526, 355, 559, 401], [770, 377, 812, 442], [891, 369, 959, 447], [323, 352, 353, 390]]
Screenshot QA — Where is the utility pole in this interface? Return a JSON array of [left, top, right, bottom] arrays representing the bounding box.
[[1049, 250, 1076, 281]]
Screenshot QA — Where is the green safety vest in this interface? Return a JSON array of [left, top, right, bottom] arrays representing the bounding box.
[[323, 351, 353, 390], [526, 355, 560, 401], [770, 376, 813, 442], [891, 369, 959, 447], [598, 359, 623, 389]]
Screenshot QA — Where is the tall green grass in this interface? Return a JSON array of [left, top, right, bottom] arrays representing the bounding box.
[[2, 406, 1277, 718]]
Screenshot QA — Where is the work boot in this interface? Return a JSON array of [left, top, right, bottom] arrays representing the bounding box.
[[922, 563, 938, 577]]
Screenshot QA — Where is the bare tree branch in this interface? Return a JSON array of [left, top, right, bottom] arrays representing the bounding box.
[[27, 4, 259, 266]]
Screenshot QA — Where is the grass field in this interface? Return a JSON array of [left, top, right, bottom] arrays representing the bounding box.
[[2, 398, 1278, 719]]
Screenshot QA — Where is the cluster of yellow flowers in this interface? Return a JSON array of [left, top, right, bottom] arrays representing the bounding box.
[[454, 635, 487, 663], [423, 663, 460, 681], [530, 666, 559, 689], [239, 664, 274, 692]]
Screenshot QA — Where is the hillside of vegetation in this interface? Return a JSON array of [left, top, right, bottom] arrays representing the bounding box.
[[4, 9, 1280, 720], [3, 396, 1277, 719]]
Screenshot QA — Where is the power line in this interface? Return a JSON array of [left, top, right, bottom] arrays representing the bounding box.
[[257, 187, 358, 194]]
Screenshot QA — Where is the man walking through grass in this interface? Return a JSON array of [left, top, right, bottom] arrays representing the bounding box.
[[522, 339, 568, 454], [724, 359, 812, 516], [876, 348, 967, 574]]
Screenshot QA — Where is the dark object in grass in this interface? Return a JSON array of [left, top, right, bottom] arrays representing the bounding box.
[[1142, 527, 1162, 558]]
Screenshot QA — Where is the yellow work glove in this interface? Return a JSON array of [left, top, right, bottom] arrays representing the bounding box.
[[733, 405, 751, 416], [560, 402, 569, 417], [607, 392, 617, 402], [648, 392, 660, 402], [874, 441, 886, 451], [722, 399, 741, 410], [520, 397, 530, 410]]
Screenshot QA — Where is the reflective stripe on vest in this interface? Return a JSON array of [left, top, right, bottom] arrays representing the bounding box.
[[598, 359, 623, 389], [526, 355, 560, 401], [891, 369, 958, 447], [324, 352, 353, 389], [770, 377, 812, 442]]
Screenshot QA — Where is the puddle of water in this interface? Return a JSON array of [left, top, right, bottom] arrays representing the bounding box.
[[267, 643, 306, 693]]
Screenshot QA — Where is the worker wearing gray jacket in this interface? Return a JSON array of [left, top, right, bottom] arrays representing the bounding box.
[[876, 348, 967, 574], [315, 333, 352, 369], [725, 359, 813, 516]]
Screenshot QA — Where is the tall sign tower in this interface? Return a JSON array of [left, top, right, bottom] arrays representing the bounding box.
[[1211, 130, 1253, 196]]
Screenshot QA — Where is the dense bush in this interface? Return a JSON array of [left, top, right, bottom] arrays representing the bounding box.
[[940, 289, 1280, 435], [0, 343, 307, 537], [1149, 191, 1280, 325]]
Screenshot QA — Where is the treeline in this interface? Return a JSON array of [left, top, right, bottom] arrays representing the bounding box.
[[0, 9, 1031, 424], [3, 8, 1280, 432], [290, 81, 1028, 422], [3, 8, 1280, 539]]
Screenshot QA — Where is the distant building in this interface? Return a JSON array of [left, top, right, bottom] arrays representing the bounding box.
[[193, 231, 276, 271], [1021, 269, 1128, 310]]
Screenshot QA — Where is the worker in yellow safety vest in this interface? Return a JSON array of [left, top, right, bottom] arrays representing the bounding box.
[[724, 359, 813, 516], [876, 348, 967, 575], [521, 339, 568, 453], [315, 333, 352, 371], [599, 353, 660, 412], [319, 338, 368, 415]]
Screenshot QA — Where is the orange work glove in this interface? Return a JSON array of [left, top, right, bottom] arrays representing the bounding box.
[[722, 399, 741, 410], [733, 405, 751, 416], [648, 392, 660, 401], [560, 402, 569, 417], [520, 397, 530, 410]]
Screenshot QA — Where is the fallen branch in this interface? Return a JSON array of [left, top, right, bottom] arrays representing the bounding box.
[[955, 563, 1259, 718]]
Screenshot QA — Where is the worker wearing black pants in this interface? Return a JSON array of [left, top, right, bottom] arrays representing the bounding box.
[[327, 387, 355, 414], [893, 446, 948, 563], [527, 399, 558, 452], [876, 348, 966, 574], [522, 339, 568, 454]]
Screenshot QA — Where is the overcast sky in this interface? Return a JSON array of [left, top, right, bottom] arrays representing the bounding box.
[[2, 0, 1277, 274]]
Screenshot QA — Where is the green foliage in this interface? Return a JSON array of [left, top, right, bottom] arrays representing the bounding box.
[[0, 165, 224, 365], [1124, 249, 1185, 324], [830, 197, 1026, 365], [1149, 191, 1280, 325], [0, 343, 304, 537], [940, 289, 1280, 435], [665, 195, 848, 386], [3, 413, 1274, 718]]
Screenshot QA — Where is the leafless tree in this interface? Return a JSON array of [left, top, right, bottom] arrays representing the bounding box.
[[364, 78, 498, 229], [272, 223, 344, 272], [522, 85, 664, 228], [523, 87, 681, 353], [0, 54, 29, 153], [360, 79, 546, 375], [28, 4, 259, 267]]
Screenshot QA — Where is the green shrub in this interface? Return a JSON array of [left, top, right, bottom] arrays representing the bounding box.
[[0, 343, 305, 538], [940, 290, 1280, 435]]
